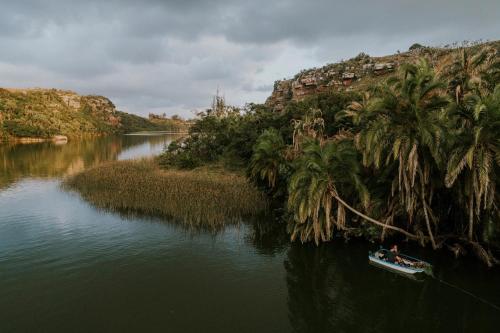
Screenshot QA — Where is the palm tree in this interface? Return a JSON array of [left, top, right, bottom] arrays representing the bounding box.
[[249, 128, 286, 188], [291, 108, 325, 152], [445, 85, 500, 241], [287, 138, 362, 243], [346, 59, 450, 249], [444, 46, 498, 103], [287, 136, 418, 244]]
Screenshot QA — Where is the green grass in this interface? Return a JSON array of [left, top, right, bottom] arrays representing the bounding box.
[[63, 159, 267, 230]]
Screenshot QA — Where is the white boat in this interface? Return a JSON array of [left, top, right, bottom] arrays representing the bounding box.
[[368, 248, 431, 275]]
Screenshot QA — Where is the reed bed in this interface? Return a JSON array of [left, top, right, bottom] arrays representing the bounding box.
[[63, 159, 267, 229]]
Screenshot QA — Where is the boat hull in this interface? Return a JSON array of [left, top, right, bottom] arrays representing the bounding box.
[[368, 255, 425, 274]]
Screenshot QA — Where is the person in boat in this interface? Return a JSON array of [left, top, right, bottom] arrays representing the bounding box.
[[387, 245, 417, 266], [384, 245, 403, 264]]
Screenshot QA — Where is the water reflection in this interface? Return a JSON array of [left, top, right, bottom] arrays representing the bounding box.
[[0, 134, 178, 190], [1, 133, 499, 332], [283, 241, 500, 333], [117, 134, 171, 160], [244, 217, 289, 256]]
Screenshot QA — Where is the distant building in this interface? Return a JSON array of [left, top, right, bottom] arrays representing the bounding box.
[[373, 62, 395, 75], [342, 72, 356, 86], [362, 63, 374, 71]]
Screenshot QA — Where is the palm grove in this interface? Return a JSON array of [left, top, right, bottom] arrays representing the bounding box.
[[160, 44, 500, 265]]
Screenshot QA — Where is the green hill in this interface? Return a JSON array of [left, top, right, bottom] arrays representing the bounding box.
[[0, 88, 188, 142]]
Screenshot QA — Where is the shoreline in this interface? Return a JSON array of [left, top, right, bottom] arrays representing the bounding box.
[[1, 135, 68, 144], [124, 131, 189, 136], [1, 131, 187, 145]]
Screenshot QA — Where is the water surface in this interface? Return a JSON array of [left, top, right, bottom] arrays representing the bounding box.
[[0, 134, 499, 332]]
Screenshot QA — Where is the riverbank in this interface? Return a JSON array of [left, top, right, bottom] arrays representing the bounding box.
[[1, 134, 68, 144], [63, 159, 267, 229]]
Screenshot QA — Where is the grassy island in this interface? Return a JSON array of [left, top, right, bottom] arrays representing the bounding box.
[[64, 159, 267, 229]]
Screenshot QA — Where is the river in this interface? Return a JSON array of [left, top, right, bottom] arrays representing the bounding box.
[[0, 134, 499, 332]]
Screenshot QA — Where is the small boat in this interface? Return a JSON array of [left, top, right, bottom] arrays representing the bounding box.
[[368, 248, 431, 275]]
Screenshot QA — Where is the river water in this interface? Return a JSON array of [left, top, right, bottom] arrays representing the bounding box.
[[0, 134, 499, 332]]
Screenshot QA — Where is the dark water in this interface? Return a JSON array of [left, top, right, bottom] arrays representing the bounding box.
[[0, 134, 499, 333]]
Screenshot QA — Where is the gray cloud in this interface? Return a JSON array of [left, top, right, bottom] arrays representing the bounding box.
[[0, 0, 498, 117]]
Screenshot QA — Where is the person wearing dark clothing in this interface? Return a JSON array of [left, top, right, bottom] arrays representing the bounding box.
[[385, 245, 402, 264], [385, 250, 397, 263]]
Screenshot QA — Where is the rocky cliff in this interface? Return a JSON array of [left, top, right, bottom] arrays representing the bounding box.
[[265, 41, 499, 111]]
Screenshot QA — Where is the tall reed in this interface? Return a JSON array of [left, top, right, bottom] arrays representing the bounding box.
[[64, 159, 267, 230]]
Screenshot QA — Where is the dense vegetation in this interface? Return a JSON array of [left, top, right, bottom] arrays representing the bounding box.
[[160, 44, 500, 265], [146, 113, 191, 133], [64, 159, 267, 229], [115, 111, 188, 133], [0, 88, 188, 141], [0, 89, 116, 139]]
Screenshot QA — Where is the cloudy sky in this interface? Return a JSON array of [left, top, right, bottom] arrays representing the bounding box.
[[1, 0, 498, 117]]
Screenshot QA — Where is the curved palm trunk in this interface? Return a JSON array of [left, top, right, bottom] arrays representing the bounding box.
[[332, 193, 418, 240]]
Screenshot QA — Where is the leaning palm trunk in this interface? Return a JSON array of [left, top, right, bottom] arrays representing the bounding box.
[[331, 191, 419, 240]]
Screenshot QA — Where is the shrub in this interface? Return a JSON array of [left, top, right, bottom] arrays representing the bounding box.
[[3, 120, 48, 137]]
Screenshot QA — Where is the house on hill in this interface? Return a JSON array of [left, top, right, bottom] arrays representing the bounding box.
[[373, 62, 395, 75], [342, 72, 356, 86]]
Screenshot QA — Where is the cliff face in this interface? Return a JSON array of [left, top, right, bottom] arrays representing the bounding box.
[[265, 41, 499, 111]]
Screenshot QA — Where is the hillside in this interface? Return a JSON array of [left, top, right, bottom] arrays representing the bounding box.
[[0, 88, 188, 142], [266, 41, 500, 111], [116, 111, 190, 133], [147, 113, 192, 133]]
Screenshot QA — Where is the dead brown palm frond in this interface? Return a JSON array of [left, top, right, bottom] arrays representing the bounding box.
[[445, 84, 499, 241], [351, 58, 448, 249], [332, 129, 354, 142]]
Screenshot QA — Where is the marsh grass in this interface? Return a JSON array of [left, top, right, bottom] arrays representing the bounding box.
[[63, 159, 267, 230]]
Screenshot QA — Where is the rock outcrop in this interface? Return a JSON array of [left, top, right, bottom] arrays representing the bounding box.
[[265, 41, 499, 111]]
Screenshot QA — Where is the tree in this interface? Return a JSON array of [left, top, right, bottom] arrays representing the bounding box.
[[444, 46, 498, 103], [249, 128, 286, 188], [285, 108, 419, 244], [347, 59, 450, 248], [442, 46, 500, 244], [445, 85, 500, 241], [409, 43, 425, 51], [287, 137, 366, 243]]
